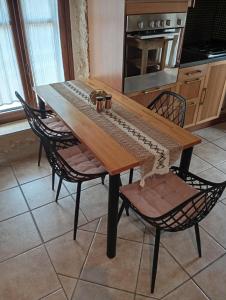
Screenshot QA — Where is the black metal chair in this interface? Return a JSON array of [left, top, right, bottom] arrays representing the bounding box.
[[128, 91, 187, 192], [15, 91, 76, 166], [31, 121, 107, 240], [148, 91, 186, 127], [118, 166, 226, 293]]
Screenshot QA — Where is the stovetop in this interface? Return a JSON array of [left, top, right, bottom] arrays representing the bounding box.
[[181, 40, 226, 64]]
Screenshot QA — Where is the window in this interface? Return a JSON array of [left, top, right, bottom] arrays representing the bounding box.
[[0, 0, 24, 111], [20, 0, 64, 85], [0, 0, 73, 123]]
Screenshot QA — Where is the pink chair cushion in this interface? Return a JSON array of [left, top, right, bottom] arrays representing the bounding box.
[[120, 172, 199, 218], [58, 144, 106, 175], [43, 117, 71, 132]]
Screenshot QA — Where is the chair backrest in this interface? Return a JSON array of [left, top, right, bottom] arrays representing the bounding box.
[[149, 167, 226, 232], [31, 121, 101, 182], [148, 91, 186, 128], [15, 91, 37, 126], [15, 91, 72, 140]]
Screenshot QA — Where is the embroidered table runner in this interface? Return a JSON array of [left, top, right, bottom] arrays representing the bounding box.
[[51, 80, 182, 186]]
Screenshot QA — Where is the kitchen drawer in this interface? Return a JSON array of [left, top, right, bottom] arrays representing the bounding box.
[[126, 1, 189, 15], [128, 85, 176, 107], [177, 78, 203, 100], [178, 64, 208, 81]]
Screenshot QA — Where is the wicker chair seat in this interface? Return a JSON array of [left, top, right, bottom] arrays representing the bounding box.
[[43, 116, 71, 132], [120, 172, 198, 219], [58, 144, 106, 175]]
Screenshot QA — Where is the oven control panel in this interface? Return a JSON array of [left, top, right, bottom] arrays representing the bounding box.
[[126, 13, 187, 32]]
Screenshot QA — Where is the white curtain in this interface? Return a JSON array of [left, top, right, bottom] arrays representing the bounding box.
[[0, 0, 24, 107], [20, 0, 65, 86]]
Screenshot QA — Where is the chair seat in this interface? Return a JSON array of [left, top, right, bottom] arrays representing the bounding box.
[[43, 116, 71, 132], [120, 172, 199, 219], [58, 144, 106, 175]]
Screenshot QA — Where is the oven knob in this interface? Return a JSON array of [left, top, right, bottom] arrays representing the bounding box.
[[160, 20, 165, 27], [137, 21, 144, 30], [149, 21, 155, 28], [166, 19, 171, 26], [177, 19, 182, 26], [155, 20, 160, 28]]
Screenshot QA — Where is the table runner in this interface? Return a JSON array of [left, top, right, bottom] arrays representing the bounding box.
[[51, 80, 182, 186]]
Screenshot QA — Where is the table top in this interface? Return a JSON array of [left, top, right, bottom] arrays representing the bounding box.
[[35, 78, 201, 175]]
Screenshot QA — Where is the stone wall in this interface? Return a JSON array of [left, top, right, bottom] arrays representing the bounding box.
[[69, 0, 89, 79]]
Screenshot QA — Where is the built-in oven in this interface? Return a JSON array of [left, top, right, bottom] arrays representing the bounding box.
[[124, 13, 187, 94]]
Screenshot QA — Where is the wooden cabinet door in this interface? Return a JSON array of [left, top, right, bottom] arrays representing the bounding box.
[[184, 99, 199, 128], [176, 66, 207, 128], [197, 61, 226, 124]]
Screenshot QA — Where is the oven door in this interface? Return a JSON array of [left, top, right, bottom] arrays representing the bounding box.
[[124, 29, 182, 94]]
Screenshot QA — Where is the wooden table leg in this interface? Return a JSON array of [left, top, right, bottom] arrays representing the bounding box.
[[107, 174, 120, 258], [180, 147, 193, 171]]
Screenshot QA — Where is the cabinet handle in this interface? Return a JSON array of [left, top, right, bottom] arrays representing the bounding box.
[[188, 102, 195, 106], [185, 70, 202, 76], [200, 88, 207, 105], [144, 87, 160, 94], [184, 78, 200, 84]]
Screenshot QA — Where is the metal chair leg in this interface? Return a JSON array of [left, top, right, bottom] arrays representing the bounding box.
[[125, 204, 130, 216], [74, 182, 82, 240], [117, 201, 126, 224], [52, 168, 55, 191], [151, 228, 161, 294], [195, 223, 202, 257], [38, 141, 43, 166], [101, 175, 106, 185], [129, 168, 134, 184], [124, 169, 134, 216], [55, 177, 63, 202]]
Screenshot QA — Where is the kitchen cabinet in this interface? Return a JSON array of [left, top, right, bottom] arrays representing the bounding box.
[[176, 64, 207, 128], [126, 0, 189, 15], [127, 84, 176, 107], [197, 61, 226, 124], [87, 0, 190, 92], [177, 61, 226, 128]]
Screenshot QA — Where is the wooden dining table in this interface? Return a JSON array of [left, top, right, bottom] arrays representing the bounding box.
[[35, 78, 201, 259]]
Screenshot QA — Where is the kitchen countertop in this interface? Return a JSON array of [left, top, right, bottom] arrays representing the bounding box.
[[180, 55, 226, 68]]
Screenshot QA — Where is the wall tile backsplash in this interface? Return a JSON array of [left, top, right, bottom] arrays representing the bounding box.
[[184, 0, 226, 45]]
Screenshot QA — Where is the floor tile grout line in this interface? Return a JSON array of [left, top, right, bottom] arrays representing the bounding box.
[[199, 223, 226, 251], [189, 278, 212, 300], [0, 184, 19, 193], [70, 220, 101, 299], [133, 227, 145, 300], [75, 278, 137, 299], [75, 230, 157, 298], [0, 243, 43, 265], [42, 242, 70, 300], [158, 278, 191, 300], [1, 135, 224, 297], [0, 209, 30, 224], [0, 243, 44, 265], [38, 288, 64, 300], [10, 165, 45, 244], [72, 224, 139, 298], [160, 228, 226, 278]]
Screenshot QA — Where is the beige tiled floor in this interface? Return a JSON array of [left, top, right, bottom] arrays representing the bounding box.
[[1, 124, 226, 299]]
